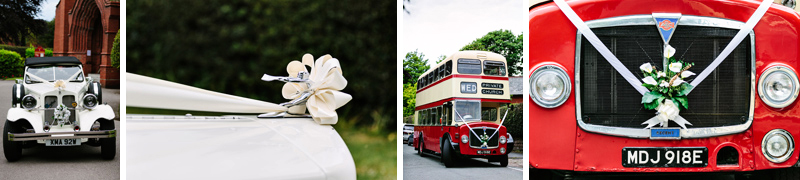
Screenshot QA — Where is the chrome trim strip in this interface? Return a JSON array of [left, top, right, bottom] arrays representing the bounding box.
[[8, 130, 116, 141], [575, 15, 756, 139]]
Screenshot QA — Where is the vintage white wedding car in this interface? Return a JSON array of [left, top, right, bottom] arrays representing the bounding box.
[[126, 54, 356, 179], [4, 57, 116, 161]]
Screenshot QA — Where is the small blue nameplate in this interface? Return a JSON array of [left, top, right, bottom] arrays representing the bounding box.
[[651, 128, 680, 138]]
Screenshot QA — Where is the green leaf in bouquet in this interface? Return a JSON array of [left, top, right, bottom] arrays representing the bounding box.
[[677, 83, 693, 96], [641, 91, 663, 104], [673, 96, 689, 109]]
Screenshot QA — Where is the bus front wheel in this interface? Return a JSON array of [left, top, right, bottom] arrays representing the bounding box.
[[490, 154, 508, 167], [417, 135, 424, 157], [442, 138, 457, 167]]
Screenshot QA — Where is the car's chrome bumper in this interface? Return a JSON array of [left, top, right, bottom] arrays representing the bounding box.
[[8, 130, 116, 141]]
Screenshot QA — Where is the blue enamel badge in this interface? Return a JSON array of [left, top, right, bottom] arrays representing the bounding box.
[[653, 13, 681, 44]]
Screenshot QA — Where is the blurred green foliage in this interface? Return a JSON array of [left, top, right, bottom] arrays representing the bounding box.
[[127, 0, 396, 130], [499, 104, 523, 140], [460, 30, 523, 76], [111, 30, 120, 68], [402, 83, 416, 118], [0, 49, 24, 78], [0, 45, 27, 57]]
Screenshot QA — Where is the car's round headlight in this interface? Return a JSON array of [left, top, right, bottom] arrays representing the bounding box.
[[21, 95, 36, 110], [531, 65, 571, 108], [499, 136, 507, 144], [758, 66, 799, 108], [83, 94, 98, 109], [762, 129, 794, 163], [461, 135, 468, 144]]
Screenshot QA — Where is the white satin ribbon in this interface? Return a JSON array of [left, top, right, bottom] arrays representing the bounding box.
[[689, 0, 771, 90], [127, 54, 352, 125], [553, 0, 649, 95], [554, 0, 770, 129], [127, 73, 287, 113], [279, 54, 352, 125]]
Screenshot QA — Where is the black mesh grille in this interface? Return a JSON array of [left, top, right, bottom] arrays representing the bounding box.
[[579, 25, 751, 128], [469, 128, 499, 147]]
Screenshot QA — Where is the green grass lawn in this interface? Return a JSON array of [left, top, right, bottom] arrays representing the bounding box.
[[127, 107, 398, 179], [4, 77, 22, 81]]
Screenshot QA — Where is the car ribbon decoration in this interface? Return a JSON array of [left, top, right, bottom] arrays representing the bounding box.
[[262, 54, 352, 125], [127, 53, 351, 125], [553, 0, 771, 129]]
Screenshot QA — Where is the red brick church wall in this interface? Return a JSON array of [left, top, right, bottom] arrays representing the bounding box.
[[53, 0, 120, 88]]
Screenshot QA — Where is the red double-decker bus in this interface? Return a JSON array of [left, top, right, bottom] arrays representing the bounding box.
[[412, 51, 514, 167], [530, 0, 800, 179]]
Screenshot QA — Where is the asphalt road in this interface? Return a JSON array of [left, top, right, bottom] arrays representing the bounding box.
[[403, 144, 523, 179], [0, 80, 120, 180]]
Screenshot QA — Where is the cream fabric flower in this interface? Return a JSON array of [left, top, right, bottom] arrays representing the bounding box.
[[657, 72, 666, 78], [656, 99, 680, 125], [282, 54, 353, 124]]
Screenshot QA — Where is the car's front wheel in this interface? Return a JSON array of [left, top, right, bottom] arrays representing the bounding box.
[[3, 120, 22, 162], [100, 120, 116, 160]]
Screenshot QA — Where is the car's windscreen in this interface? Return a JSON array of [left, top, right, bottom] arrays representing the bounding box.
[[25, 65, 84, 83]]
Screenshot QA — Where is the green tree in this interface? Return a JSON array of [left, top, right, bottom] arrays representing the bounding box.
[[403, 83, 417, 117], [0, 0, 46, 45], [402, 50, 430, 84], [435, 55, 446, 64], [460, 29, 523, 76]]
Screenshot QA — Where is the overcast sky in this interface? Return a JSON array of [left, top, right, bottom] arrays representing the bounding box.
[[402, 0, 525, 67], [36, 0, 59, 21]]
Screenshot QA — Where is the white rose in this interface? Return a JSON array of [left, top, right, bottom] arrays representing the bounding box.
[[664, 45, 676, 59], [669, 62, 682, 72], [640, 63, 653, 73], [642, 76, 657, 85], [681, 70, 696, 78], [671, 79, 685, 87], [657, 72, 666, 78]]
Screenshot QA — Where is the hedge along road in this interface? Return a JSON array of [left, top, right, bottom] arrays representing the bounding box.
[[0, 80, 120, 179], [403, 143, 523, 179]]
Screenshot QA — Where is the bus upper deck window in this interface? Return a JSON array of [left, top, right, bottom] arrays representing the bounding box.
[[483, 60, 506, 76], [457, 59, 482, 74]]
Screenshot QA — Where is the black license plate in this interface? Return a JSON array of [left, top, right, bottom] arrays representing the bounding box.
[[622, 147, 707, 167]]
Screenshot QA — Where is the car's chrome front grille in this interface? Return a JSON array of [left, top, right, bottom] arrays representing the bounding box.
[[43, 95, 77, 126]]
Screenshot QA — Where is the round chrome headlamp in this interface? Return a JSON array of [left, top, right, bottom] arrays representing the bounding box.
[[500, 147, 506, 154], [530, 65, 571, 108], [82, 94, 98, 109], [761, 129, 794, 163], [758, 66, 800, 108], [21, 95, 36, 110], [461, 135, 468, 144], [499, 135, 507, 144]]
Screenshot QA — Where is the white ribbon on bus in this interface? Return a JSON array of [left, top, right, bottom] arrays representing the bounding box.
[[553, 0, 770, 129], [127, 54, 351, 125], [453, 107, 509, 145]]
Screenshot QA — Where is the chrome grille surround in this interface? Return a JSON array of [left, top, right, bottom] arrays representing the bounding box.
[[574, 15, 756, 139]]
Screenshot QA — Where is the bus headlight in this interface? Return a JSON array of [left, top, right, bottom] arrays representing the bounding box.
[[531, 64, 571, 108], [758, 66, 799, 108], [762, 129, 794, 163], [499, 136, 506, 144], [500, 147, 506, 154], [21, 95, 36, 110], [461, 135, 468, 144], [83, 94, 98, 109]]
